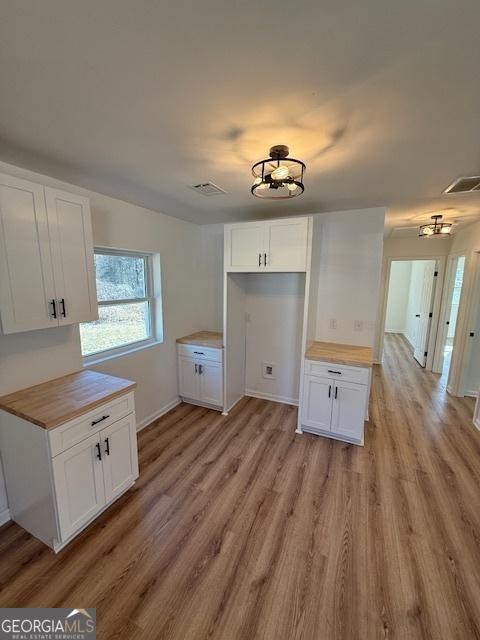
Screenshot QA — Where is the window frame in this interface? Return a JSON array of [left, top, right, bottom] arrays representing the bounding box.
[[81, 247, 157, 363]]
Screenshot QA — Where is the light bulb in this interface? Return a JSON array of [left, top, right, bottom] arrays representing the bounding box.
[[422, 226, 434, 235], [271, 165, 289, 181], [287, 182, 297, 192], [440, 225, 452, 234]]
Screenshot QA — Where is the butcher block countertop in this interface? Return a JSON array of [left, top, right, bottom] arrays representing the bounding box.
[[305, 341, 373, 368], [0, 370, 137, 430], [176, 331, 223, 349]]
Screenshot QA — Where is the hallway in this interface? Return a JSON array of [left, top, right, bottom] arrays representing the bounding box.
[[0, 334, 478, 639]]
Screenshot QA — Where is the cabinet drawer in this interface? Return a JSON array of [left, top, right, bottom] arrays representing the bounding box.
[[49, 392, 135, 457], [177, 344, 223, 363], [304, 360, 369, 385]]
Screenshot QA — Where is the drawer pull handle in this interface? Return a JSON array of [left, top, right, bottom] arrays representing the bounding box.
[[198, 364, 203, 375], [327, 370, 342, 375], [91, 414, 110, 426], [104, 437, 110, 456], [194, 351, 205, 355], [328, 385, 331, 398], [95, 442, 102, 461], [50, 299, 57, 319], [195, 363, 198, 374], [335, 387, 338, 400], [59, 298, 66, 317]]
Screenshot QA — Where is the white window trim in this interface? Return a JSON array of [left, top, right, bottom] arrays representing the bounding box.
[[81, 247, 160, 363]]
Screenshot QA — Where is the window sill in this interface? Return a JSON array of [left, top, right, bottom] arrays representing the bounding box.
[[83, 338, 163, 367]]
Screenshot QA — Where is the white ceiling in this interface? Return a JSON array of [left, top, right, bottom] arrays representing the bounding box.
[[1, 0, 480, 228]]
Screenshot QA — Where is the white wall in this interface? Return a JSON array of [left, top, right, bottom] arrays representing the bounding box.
[[245, 273, 305, 404], [385, 261, 412, 332], [0, 160, 209, 517], [314, 208, 385, 347]]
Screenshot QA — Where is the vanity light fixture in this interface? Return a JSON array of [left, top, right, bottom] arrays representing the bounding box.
[[419, 214, 452, 237], [251, 145, 305, 199]]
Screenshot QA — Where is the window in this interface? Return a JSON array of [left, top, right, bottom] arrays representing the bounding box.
[[80, 249, 157, 360]]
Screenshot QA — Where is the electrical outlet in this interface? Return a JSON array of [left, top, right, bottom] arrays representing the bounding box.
[[354, 320, 363, 331], [329, 319, 337, 330], [262, 362, 276, 380]]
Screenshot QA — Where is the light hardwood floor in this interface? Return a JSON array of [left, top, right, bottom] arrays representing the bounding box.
[[0, 333, 478, 639]]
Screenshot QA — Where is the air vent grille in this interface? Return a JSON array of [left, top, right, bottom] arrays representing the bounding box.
[[188, 182, 226, 196], [443, 176, 480, 194]]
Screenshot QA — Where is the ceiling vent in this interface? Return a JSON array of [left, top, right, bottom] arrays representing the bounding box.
[[188, 182, 226, 196], [443, 176, 480, 194]]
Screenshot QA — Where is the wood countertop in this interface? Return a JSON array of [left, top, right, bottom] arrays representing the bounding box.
[[305, 341, 373, 368], [0, 370, 137, 429], [176, 331, 223, 349]]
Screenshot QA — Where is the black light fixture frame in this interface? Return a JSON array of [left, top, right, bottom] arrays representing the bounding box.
[[251, 145, 306, 199], [419, 214, 452, 237]]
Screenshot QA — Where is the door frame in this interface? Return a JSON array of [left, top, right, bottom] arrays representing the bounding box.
[[432, 252, 466, 374], [377, 255, 446, 370]]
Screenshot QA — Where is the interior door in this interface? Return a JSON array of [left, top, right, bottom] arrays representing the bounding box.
[[0, 174, 57, 333], [52, 432, 106, 542], [330, 381, 367, 442], [199, 360, 223, 406], [301, 375, 333, 432], [264, 217, 308, 271], [414, 262, 436, 367], [100, 414, 138, 504], [225, 222, 265, 271], [45, 187, 97, 325], [178, 356, 200, 399]]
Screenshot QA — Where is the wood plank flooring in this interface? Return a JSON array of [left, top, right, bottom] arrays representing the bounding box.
[[0, 333, 478, 639]]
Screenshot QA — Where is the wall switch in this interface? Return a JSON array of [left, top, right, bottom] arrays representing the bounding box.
[[329, 319, 337, 330], [354, 320, 363, 331], [262, 362, 276, 380]]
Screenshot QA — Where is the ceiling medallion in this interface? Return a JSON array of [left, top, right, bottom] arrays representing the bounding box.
[[419, 214, 452, 238], [251, 145, 305, 199]]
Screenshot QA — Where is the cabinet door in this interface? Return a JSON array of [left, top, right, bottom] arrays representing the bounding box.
[[330, 381, 367, 442], [302, 375, 333, 431], [100, 414, 138, 504], [199, 360, 223, 406], [45, 187, 97, 325], [264, 217, 309, 271], [0, 174, 57, 333], [225, 222, 265, 271], [52, 433, 106, 542], [178, 356, 200, 399]]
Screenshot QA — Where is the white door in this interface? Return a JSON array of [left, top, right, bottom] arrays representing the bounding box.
[[330, 381, 367, 442], [0, 174, 57, 333], [199, 360, 223, 406], [52, 432, 106, 542], [264, 217, 308, 271], [414, 262, 436, 367], [178, 356, 200, 399], [302, 375, 333, 431], [45, 187, 97, 325], [225, 222, 265, 271], [100, 414, 138, 504]]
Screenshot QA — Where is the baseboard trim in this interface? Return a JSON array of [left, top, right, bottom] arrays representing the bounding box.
[[0, 507, 11, 526], [136, 398, 182, 432], [245, 389, 299, 407]]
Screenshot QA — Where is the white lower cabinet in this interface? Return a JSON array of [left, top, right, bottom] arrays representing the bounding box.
[[0, 391, 138, 551], [300, 361, 370, 445], [177, 346, 223, 410]]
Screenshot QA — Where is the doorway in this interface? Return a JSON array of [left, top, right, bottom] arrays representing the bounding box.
[[384, 259, 439, 368], [433, 255, 465, 380]]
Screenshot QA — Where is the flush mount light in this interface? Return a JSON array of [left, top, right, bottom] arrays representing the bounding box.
[[419, 214, 452, 238], [251, 145, 305, 199]]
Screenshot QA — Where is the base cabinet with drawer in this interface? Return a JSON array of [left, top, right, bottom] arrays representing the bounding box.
[[300, 360, 370, 445], [177, 343, 224, 410], [0, 381, 138, 552]]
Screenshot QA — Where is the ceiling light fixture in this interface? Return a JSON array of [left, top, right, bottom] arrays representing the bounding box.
[[251, 145, 305, 199], [419, 214, 452, 238]]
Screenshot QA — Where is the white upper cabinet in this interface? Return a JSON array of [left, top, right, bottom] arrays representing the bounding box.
[[224, 216, 310, 273], [0, 174, 57, 333], [45, 188, 97, 325], [0, 173, 97, 334]]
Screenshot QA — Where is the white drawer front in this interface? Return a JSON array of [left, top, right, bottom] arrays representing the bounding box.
[[49, 392, 135, 457], [177, 344, 223, 363], [305, 360, 369, 385]]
